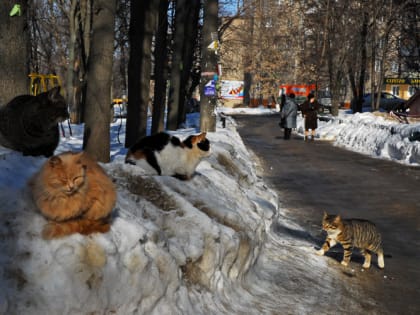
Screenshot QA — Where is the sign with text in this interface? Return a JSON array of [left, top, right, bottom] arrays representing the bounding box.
[[204, 80, 216, 96], [221, 80, 244, 99], [384, 77, 420, 85]]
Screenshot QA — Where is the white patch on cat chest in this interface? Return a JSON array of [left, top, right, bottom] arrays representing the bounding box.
[[156, 144, 194, 176], [327, 229, 340, 239]]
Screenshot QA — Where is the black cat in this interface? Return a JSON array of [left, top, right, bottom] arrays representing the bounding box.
[[0, 87, 69, 157]]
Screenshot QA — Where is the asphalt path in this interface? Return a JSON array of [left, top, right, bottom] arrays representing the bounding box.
[[233, 114, 420, 315]]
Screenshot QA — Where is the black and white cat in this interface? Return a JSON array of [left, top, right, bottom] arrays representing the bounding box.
[[125, 132, 211, 180], [0, 86, 68, 157]]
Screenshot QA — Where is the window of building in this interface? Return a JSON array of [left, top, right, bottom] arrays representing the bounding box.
[[392, 86, 400, 96], [391, 62, 399, 73], [408, 86, 416, 97]]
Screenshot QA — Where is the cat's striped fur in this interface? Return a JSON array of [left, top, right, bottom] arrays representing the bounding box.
[[316, 212, 385, 269]]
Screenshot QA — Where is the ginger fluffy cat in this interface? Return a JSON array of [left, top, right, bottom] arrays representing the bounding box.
[[30, 151, 116, 239]]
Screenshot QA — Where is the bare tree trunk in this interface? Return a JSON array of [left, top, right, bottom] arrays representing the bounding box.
[[116, 0, 129, 98], [370, 2, 377, 111], [357, 11, 369, 113], [66, 0, 78, 122], [151, 0, 169, 134], [0, 0, 29, 105], [200, 0, 218, 132], [83, 0, 116, 163], [125, 0, 159, 147], [167, 0, 188, 130], [243, 0, 254, 107], [178, 1, 201, 126]]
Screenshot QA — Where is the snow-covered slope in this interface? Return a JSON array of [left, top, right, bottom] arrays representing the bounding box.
[[0, 116, 277, 315]]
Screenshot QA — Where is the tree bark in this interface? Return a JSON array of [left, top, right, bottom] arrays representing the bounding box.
[[0, 0, 30, 105], [66, 0, 78, 122], [178, 1, 201, 126], [83, 0, 116, 163], [356, 11, 369, 114], [200, 0, 218, 132], [125, 0, 158, 147], [167, 0, 188, 130], [151, 0, 169, 134]]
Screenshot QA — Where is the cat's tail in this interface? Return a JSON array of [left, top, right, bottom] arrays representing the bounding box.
[[42, 218, 111, 240]]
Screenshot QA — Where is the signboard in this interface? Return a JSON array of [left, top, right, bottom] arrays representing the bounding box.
[[220, 80, 244, 99], [279, 84, 316, 97], [384, 78, 420, 85], [204, 80, 216, 96]]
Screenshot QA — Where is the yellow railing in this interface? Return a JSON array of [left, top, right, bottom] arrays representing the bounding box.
[[28, 73, 62, 96]]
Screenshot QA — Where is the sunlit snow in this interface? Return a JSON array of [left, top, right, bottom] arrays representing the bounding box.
[[0, 107, 419, 314]]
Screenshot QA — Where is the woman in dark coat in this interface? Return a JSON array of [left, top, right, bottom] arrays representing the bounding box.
[[300, 93, 320, 141], [280, 93, 298, 140]]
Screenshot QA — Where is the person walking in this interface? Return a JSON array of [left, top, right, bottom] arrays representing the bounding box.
[[278, 89, 286, 111], [300, 93, 320, 141], [280, 93, 298, 140]]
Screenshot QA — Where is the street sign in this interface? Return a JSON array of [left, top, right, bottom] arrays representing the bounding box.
[[204, 80, 216, 96]]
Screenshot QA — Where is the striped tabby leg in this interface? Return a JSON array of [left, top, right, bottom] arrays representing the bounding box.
[[360, 249, 371, 268], [377, 248, 385, 269], [316, 238, 336, 256], [341, 244, 352, 266]]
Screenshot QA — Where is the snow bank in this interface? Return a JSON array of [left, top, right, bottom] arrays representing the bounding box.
[[316, 112, 420, 166], [0, 117, 277, 315]]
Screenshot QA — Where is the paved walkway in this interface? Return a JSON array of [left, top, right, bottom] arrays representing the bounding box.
[[234, 114, 420, 315]]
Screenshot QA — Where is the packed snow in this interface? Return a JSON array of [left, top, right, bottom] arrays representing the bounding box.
[[0, 107, 419, 315]]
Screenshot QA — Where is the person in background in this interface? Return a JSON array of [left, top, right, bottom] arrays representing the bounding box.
[[280, 93, 298, 140], [278, 89, 286, 111], [300, 93, 320, 141]]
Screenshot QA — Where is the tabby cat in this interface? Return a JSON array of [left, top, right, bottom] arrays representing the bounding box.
[[0, 86, 68, 157], [29, 151, 116, 239], [125, 132, 211, 180], [316, 212, 385, 269]]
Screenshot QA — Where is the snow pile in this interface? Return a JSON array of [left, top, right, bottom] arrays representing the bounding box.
[[0, 108, 419, 315], [0, 115, 277, 315], [317, 111, 420, 165]]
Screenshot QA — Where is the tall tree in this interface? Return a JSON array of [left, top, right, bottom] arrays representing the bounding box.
[[125, 0, 159, 148], [200, 0, 219, 132], [151, 0, 170, 134], [83, 0, 117, 162], [178, 1, 201, 126], [167, 0, 201, 130], [167, 0, 188, 130], [66, 0, 80, 122], [0, 0, 29, 105]]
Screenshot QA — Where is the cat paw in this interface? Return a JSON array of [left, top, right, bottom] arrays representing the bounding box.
[[42, 222, 63, 240], [340, 261, 349, 266], [378, 256, 385, 269], [362, 262, 371, 269], [315, 248, 325, 256]]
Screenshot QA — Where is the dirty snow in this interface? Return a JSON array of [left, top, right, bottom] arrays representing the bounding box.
[[0, 107, 419, 315]]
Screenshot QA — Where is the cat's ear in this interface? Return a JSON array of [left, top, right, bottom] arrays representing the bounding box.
[[198, 132, 207, 141], [73, 151, 86, 164], [334, 215, 342, 223], [191, 133, 207, 145], [323, 211, 328, 219], [48, 86, 61, 102], [48, 156, 62, 167]]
